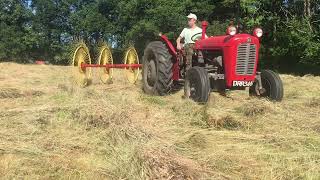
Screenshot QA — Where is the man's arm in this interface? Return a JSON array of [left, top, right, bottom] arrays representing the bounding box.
[[176, 36, 182, 50], [177, 28, 185, 50]]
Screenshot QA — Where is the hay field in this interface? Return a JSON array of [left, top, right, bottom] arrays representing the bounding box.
[[0, 62, 319, 179]]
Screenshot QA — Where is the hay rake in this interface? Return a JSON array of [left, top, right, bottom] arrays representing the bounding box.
[[71, 42, 141, 87]]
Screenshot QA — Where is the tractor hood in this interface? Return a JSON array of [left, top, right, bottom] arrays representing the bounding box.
[[194, 34, 260, 50]]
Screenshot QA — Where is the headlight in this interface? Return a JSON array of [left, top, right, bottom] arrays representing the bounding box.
[[254, 28, 263, 38], [227, 26, 237, 36]]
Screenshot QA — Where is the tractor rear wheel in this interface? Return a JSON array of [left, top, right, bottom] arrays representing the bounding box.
[[184, 67, 210, 103], [250, 70, 283, 101], [143, 41, 173, 95]]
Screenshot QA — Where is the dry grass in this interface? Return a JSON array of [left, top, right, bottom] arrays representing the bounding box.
[[0, 62, 320, 179]]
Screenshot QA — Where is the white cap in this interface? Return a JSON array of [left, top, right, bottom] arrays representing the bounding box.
[[187, 13, 197, 20]]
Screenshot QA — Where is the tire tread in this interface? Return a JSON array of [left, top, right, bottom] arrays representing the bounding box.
[[142, 41, 173, 96]]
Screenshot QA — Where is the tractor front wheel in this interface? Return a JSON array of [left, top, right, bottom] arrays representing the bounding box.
[[142, 41, 173, 95], [250, 70, 284, 101], [184, 67, 210, 103]]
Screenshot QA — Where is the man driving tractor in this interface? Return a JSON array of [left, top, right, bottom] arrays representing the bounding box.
[[176, 13, 204, 71]]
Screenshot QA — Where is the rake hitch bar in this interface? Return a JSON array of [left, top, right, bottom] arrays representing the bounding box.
[[81, 63, 142, 70]]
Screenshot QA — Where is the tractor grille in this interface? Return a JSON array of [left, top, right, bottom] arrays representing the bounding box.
[[236, 43, 257, 75]]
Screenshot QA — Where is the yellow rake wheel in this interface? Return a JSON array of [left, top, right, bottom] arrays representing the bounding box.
[[71, 42, 92, 87], [124, 47, 140, 84], [97, 45, 113, 84]]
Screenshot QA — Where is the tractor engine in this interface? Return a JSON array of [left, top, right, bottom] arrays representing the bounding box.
[[194, 33, 260, 90]]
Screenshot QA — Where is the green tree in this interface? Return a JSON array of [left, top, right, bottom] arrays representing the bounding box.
[[70, 0, 117, 43], [0, 0, 35, 62], [30, 0, 76, 63], [0, 0, 319, 71]]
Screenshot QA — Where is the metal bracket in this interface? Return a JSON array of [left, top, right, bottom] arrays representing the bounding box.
[[255, 72, 265, 95], [208, 73, 225, 80]]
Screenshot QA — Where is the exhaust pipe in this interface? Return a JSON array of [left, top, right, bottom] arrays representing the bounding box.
[[202, 21, 208, 40]]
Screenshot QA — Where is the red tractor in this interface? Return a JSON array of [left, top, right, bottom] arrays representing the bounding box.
[[142, 21, 283, 103]]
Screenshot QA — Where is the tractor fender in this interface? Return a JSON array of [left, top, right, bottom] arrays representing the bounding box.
[[160, 35, 177, 59], [159, 34, 180, 81]]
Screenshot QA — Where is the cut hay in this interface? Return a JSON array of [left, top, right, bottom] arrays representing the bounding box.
[[0, 63, 320, 179]]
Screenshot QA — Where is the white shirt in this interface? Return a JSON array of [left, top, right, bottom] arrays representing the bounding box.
[[179, 26, 203, 44]]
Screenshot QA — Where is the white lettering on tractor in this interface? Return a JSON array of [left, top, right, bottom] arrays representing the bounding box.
[[233, 81, 254, 87]]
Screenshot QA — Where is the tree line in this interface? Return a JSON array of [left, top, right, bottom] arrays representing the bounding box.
[[0, 0, 319, 74]]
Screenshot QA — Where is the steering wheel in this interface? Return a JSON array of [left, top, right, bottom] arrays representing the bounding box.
[[191, 32, 203, 42]]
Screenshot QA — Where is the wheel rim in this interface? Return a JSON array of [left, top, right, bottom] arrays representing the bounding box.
[[146, 59, 156, 86], [124, 47, 140, 84], [98, 45, 113, 84], [72, 43, 92, 87], [261, 77, 272, 97], [185, 75, 199, 100], [189, 76, 198, 99], [190, 82, 197, 98]]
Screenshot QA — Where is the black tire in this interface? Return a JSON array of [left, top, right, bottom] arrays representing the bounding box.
[[142, 41, 173, 95], [250, 70, 284, 101], [185, 67, 210, 103]]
